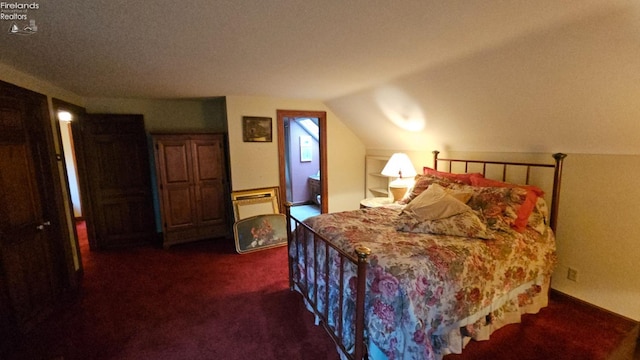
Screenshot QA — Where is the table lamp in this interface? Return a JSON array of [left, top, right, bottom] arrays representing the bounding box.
[[381, 153, 417, 201]]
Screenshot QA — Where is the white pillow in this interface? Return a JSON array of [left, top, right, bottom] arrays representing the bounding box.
[[402, 183, 472, 220]]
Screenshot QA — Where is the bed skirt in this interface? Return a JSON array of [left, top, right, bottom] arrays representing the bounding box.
[[294, 278, 550, 360], [371, 279, 551, 360]]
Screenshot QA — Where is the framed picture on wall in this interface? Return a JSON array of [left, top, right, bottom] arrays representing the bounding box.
[[242, 116, 272, 142], [300, 135, 312, 162]]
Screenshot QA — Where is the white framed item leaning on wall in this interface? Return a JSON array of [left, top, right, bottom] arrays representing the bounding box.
[[231, 187, 285, 254]]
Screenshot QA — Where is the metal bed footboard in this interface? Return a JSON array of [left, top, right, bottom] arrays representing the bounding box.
[[285, 203, 369, 360]]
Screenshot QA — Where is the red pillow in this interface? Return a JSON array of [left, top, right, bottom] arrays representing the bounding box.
[[423, 167, 483, 185], [469, 175, 544, 232]]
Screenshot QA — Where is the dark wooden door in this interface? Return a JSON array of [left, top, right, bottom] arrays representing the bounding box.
[[191, 136, 227, 230], [75, 114, 156, 249], [0, 82, 64, 342]]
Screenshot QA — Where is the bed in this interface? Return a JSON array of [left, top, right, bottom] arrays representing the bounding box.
[[285, 151, 566, 360]]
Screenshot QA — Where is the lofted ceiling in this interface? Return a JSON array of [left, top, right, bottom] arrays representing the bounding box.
[[1, 0, 639, 154]]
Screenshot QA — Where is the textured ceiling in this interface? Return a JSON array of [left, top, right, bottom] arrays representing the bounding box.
[[3, 0, 639, 155], [0, 0, 630, 100]]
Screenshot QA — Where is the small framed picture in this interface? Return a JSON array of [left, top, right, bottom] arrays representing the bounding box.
[[233, 214, 287, 254], [300, 135, 312, 162], [242, 116, 272, 142]]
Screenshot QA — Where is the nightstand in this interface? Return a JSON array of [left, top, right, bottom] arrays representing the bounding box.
[[360, 197, 394, 209]]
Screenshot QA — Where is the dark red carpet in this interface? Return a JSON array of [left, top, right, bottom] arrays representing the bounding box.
[[445, 291, 638, 360], [7, 222, 337, 360], [5, 222, 638, 360]]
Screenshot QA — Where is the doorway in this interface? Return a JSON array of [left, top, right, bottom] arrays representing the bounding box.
[[277, 110, 327, 220], [52, 99, 87, 254]]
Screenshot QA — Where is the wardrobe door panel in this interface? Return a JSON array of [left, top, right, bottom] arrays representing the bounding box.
[[191, 138, 224, 181], [164, 186, 196, 228], [162, 143, 191, 184], [198, 183, 226, 225]]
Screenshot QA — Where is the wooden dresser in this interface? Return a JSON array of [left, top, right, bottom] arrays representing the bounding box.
[[152, 133, 229, 248]]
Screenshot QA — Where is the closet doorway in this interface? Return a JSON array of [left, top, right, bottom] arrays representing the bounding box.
[[277, 110, 327, 220], [52, 99, 86, 258]]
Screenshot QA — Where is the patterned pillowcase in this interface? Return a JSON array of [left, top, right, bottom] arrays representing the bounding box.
[[395, 210, 495, 240], [469, 175, 544, 232], [462, 185, 530, 232], [399, 174, 466, 205], [423, 167, 483, 184], [527, 197, 550, 234]]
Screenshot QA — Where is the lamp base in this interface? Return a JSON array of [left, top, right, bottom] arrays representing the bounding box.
[[388, 186, 407, 202]]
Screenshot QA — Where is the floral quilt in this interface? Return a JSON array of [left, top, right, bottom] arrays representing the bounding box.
[[289, 206, 556, 360]]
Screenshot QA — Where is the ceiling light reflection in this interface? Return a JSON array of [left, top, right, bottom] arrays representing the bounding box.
[[374, 86, 425, 132]]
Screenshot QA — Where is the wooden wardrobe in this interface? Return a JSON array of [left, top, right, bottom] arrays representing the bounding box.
[[152, 133, 229, 248]]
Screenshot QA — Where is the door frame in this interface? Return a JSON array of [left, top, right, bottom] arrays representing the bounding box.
[[276, 110, 327, 214], [67, 107, 99, 249], [51, 98, 86, 275]]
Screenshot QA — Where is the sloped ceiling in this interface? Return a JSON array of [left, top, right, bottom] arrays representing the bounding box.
[[1, 0, 639, 154], [327, 4, 640, 154]]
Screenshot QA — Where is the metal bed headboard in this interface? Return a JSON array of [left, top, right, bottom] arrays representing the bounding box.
[[432, 150, 567, 232]]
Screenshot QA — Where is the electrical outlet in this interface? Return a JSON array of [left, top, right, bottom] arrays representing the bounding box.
[[567, 267, 578, 282]]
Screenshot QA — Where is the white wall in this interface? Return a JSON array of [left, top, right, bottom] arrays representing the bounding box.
[[225, 96, 365, 213], [551, 154, 640, 321]]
